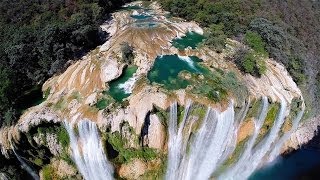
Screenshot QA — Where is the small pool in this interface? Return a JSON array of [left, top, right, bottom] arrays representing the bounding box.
[[147, 55, 207, 90], [172, 31, 205, 50], [108, 66, 138, 102], [130, 14, 152, 20]]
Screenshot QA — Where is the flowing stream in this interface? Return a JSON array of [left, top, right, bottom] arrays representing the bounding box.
[[12, 148, 40, 180], [64, 120, 114, 180]]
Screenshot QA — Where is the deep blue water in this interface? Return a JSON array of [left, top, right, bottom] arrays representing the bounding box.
[[249, 149, 320, 180]]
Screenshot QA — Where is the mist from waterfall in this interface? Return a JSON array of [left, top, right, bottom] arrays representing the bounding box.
[[64, 120, 114, 180], [166, 100, 235, 180]]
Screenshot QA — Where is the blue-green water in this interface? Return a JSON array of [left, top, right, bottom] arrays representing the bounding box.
[[108, 66, 137, 102], [172, 31, 205, 50], [131, 14, 152, 20], [147, 55, 208, 90], [249, 149, 320, 180]]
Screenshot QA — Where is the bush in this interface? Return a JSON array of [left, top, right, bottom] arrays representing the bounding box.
[[204, 23, 227, 53]]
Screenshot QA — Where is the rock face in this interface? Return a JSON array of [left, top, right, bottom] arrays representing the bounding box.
[[119, 159, 147, 179], [283, 115, 320, 151]]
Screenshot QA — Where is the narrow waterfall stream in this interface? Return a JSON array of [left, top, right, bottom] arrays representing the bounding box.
[[64, 120, 114, 180], [12, 148, 40, 180]]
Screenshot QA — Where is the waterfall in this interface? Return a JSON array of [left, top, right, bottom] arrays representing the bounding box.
[[221, 95, 287, 179], [220, 96, 269, 179], [64, 120, 114, 180], [267, 101, 305, 162], [118, 75, 138, 94], [177, 55, 197, 71], [12, 148, 40, 180], [166, 100, 235, 180]]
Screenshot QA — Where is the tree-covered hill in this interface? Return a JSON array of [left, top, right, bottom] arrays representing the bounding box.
[[159, 0, 320, 115], [0, 0, 132, 127]]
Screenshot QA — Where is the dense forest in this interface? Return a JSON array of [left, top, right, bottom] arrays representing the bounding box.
[[0, 0, 133, 127], [159, 0, 320, 115]]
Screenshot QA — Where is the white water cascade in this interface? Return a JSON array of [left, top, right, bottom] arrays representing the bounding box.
[[118, 75, 138, 94], [177, 55, 198, 71], [220, 95, 288, 180], [166, 100, 236, 180], [268, 102, 305, 162], [220, 96, 269, 179], [64, 120, 114, 180]]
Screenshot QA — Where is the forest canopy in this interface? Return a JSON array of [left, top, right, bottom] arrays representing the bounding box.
[[0, 0, 132, 127]]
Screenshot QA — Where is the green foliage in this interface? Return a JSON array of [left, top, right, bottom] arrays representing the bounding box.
[[244, 31, 268, 56], [0, 0, 133, 127], [34, 158, 43, 166], [57, 128, 70, 149], [188, 68, 246, 103], [107, 131, 158, 164], [42, 165, 54, 180], [95, 94, 115, 110], [204, 24, 227, 52]]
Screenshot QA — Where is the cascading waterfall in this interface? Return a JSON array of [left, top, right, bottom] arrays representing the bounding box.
[[267, 102, 305, 162], [221, 94, 287, 180], [166, 100, 235, 180], [177, 55, 197, 71], [64, 120, 114, 180], [118, 75, 138, 94], [220, 96, 269, 179]]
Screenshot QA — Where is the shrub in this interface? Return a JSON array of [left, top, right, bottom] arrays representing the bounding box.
[[204, 23, 227, 53]]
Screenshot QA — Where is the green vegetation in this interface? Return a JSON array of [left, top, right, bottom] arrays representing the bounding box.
[[95, 93, 115, 110], [42, 165, 54, 180], [0, 0, 134, 127], [216, 137, 249, 175], [234, 31, 267, 77], [188, 69, 247, 103], [245, 98, 263, 120], [256, 103, 280, 145], [106, 130, 158, 164], [36, 124, 69, 149], [204, 24, 227, 53]]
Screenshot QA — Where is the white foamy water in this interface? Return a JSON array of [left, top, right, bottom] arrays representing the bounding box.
[[177, 55, 198, 71], [118, 75, 138, 94], [268, 102, 305, 162], [64, 120, 114, 180]]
